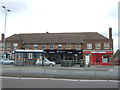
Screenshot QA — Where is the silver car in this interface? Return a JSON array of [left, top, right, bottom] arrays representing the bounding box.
[[0, 59, 14, 65], [36, 59, 56, 66]]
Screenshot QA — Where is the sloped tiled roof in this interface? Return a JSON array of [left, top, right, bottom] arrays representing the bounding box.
[[6, 32, 109, 43], [6, 34, 22, 41]]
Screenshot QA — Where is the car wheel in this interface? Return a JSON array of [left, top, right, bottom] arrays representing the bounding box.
[[10, 62, 14, 65], [49, 63, 53, 66]]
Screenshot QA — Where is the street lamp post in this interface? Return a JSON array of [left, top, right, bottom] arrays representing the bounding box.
[[2, 6, 11, 63]]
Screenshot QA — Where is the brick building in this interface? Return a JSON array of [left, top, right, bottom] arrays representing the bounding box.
[[0, 27, 114, 65]]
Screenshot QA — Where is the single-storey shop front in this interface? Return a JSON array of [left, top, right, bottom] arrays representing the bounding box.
[[83, 50, 114, 65]]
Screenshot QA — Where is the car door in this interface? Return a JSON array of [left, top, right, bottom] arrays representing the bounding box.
[[4, 59, 8, 64], [44, 60, 49, 65]]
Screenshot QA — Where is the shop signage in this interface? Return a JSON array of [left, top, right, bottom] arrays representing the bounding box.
[[83, 50, 114, 54], [91, 51, 106, 53]]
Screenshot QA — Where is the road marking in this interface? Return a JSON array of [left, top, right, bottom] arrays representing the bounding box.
[[49, 78, 78, 82], [1, 76, 120, 82], [79, 80, 107, 82]]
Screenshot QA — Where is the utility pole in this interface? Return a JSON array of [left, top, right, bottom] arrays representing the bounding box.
[[1, 6, 11, 63]]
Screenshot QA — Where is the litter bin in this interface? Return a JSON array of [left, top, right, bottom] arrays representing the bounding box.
[[61, 60, 74, 67], [80, 59, 84, 67]]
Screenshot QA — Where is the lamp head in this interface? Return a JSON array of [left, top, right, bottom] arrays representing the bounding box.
[[2, 6, 6, 9]]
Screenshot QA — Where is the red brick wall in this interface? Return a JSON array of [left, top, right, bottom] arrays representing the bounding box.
[[83, 40, 113, 50]]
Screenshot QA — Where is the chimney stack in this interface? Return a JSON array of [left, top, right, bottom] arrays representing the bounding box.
[[109, 27, 112, 39], [1, 33, 5, 43]]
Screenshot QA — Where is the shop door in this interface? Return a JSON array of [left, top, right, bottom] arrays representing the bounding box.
[[94, 55, 102, 64], [85, 55, 89, 65]]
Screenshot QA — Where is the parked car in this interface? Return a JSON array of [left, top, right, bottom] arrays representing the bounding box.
[[0, 58, 14, 65], [36, 59, 56, 66]]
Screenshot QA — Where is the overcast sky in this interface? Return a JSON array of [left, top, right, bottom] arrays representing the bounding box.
[[0, 0, 119, 52]]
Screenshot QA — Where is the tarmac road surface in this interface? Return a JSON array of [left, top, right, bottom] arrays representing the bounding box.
[[1, 77, 119, 88]]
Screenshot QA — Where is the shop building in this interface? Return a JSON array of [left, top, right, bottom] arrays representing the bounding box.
[[0, 27, 114, 65]]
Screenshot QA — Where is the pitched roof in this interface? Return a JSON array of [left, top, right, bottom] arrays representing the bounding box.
[[6, 34, 22, 41], [6, 32, 109, 43]]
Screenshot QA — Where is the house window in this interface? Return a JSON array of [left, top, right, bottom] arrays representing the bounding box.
[[87, 43, 92, 49], [0, 43, 1, 48], [42, 44, 46, 50], [50, 44, 54, 49], [76, 44, 80, 50], [33, 44, 38, 50], [58, 44, 62, 49], [104, 43, 109, 49], [66, 44, 71, 49], [95, 43, 101, 49], [0, 43, 3, 50], [25, 44, 30, 49], [13, 43, 18, 49], [1, 43, 4, 49], [7, 43, 11, 49]]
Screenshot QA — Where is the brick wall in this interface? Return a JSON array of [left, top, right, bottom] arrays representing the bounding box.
[[83, 39, 113, 50]]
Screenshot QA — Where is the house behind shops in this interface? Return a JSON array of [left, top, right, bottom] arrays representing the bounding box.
[[0, 27, 114, 65]]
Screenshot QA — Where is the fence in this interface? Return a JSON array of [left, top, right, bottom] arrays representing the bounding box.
[[1, 61, 119, 80]]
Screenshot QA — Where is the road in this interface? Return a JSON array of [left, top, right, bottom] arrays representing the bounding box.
[[1, 77, 119, 88]]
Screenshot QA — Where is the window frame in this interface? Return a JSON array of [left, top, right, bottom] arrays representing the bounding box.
[[76, 43, 81, 50], [13, 43, 18, 49], [104, 43, 110, 49], [58, 44, 62, 50], [66, 44, 71, 49], [50, 43, 54, 49], [42, 43, 46, 50], [33, 44, 38, 50], [95, 43, 101, 49], [6, 43, 11, 49], [87, 43, 92, 49], [25, 44, 30, 49]]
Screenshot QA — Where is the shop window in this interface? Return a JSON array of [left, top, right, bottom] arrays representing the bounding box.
[[7, 43, 11, 49], [42, 44, 46, 50], [66, 44, 71, 49], [102, 55, 110, 63], [87, 43, 92, 49], [50, 44, 54, 49], [58, 44, 62, 49], [33, 44, 38, 50], [104, 43, 109, 49], [95, 43, 101, 49]]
